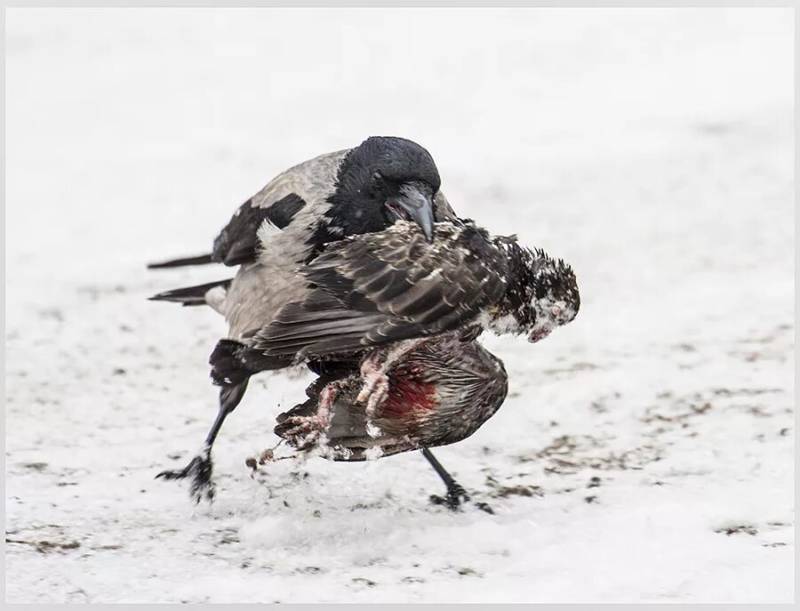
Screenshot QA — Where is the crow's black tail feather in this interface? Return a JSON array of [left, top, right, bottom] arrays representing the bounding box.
[[149, 279, 231, 307], [147, 253, 214, 269]]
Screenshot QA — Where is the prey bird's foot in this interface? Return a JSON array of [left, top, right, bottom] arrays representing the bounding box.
[[356, 366, 389, 415], [357, 374, 389, 415], [356, 355, 390, 414], [156, 452, 216, 504], [282, 381, 337, 447], [357, 341, 427, 414], [279, 413, 328, 448]]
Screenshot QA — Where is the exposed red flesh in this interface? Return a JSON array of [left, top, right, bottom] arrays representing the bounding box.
[[382, 365, 438, 419]]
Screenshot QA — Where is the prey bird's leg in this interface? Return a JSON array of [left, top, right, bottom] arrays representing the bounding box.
[[357, 339, 428, 412], [422, 448, 494, 514], [156, 379, 249, 503], [276, 381, 339, 448]]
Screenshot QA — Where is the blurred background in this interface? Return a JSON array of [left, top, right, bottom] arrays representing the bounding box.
[[5, 8, 794, 604]]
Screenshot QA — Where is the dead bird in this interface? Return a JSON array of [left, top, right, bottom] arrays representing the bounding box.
[[273, 330, 508, 511]]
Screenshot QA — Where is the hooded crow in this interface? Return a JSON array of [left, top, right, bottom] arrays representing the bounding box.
[[149, 137, 456, 502], [272, 329, 508, 511]]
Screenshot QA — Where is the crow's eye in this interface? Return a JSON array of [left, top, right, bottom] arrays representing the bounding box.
[[369, 171, 386, 194]]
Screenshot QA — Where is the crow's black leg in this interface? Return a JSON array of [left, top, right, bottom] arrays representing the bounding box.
[[156, 379, 249, 503], [422, 448, 493, 514]]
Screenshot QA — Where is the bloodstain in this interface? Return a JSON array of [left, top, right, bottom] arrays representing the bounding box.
[[382, 364, 438, 419]]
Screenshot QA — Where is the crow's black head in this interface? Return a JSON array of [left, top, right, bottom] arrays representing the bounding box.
[[490, 240, 580, 342], [325, 137, 441, 242]]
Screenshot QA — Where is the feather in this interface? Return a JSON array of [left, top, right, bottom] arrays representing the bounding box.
[[253, 220, 510, 359]]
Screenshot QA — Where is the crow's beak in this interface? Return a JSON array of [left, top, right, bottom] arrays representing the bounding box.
[[388, 182, 435, 242]]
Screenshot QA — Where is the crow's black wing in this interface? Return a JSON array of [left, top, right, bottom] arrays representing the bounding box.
[[211, 194, 306, 266], [252, 221, 508, 358], [147, 194, 306, 269]]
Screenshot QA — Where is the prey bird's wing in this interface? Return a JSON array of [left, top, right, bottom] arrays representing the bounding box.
[[252, 221, 508, 358]]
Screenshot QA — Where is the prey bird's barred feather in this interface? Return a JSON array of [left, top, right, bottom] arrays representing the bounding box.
[[254, 219, 580, 362], [274, 333, 509, 460]]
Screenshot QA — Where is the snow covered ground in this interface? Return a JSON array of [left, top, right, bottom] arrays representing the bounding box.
[[5, 8, 794, 603]]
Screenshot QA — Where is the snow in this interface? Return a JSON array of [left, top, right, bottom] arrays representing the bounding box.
[[5, 7, 794, 604]]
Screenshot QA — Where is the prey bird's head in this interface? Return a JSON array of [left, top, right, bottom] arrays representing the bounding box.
[[489, 240, 580, 342], [329, 136, 441, 241], [525, 250, 580, 343]]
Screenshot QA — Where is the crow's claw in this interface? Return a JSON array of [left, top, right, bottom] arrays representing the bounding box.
[[430, 485, 494, 513], [474, 501, 495, 514], [156, 452, 215, 504], [430, 483, 470, 511]]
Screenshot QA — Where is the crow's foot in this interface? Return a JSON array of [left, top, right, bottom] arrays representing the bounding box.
[[156, 450, 215, 504], [430, 483, 470, 511], [429, 484, 494, 514]]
